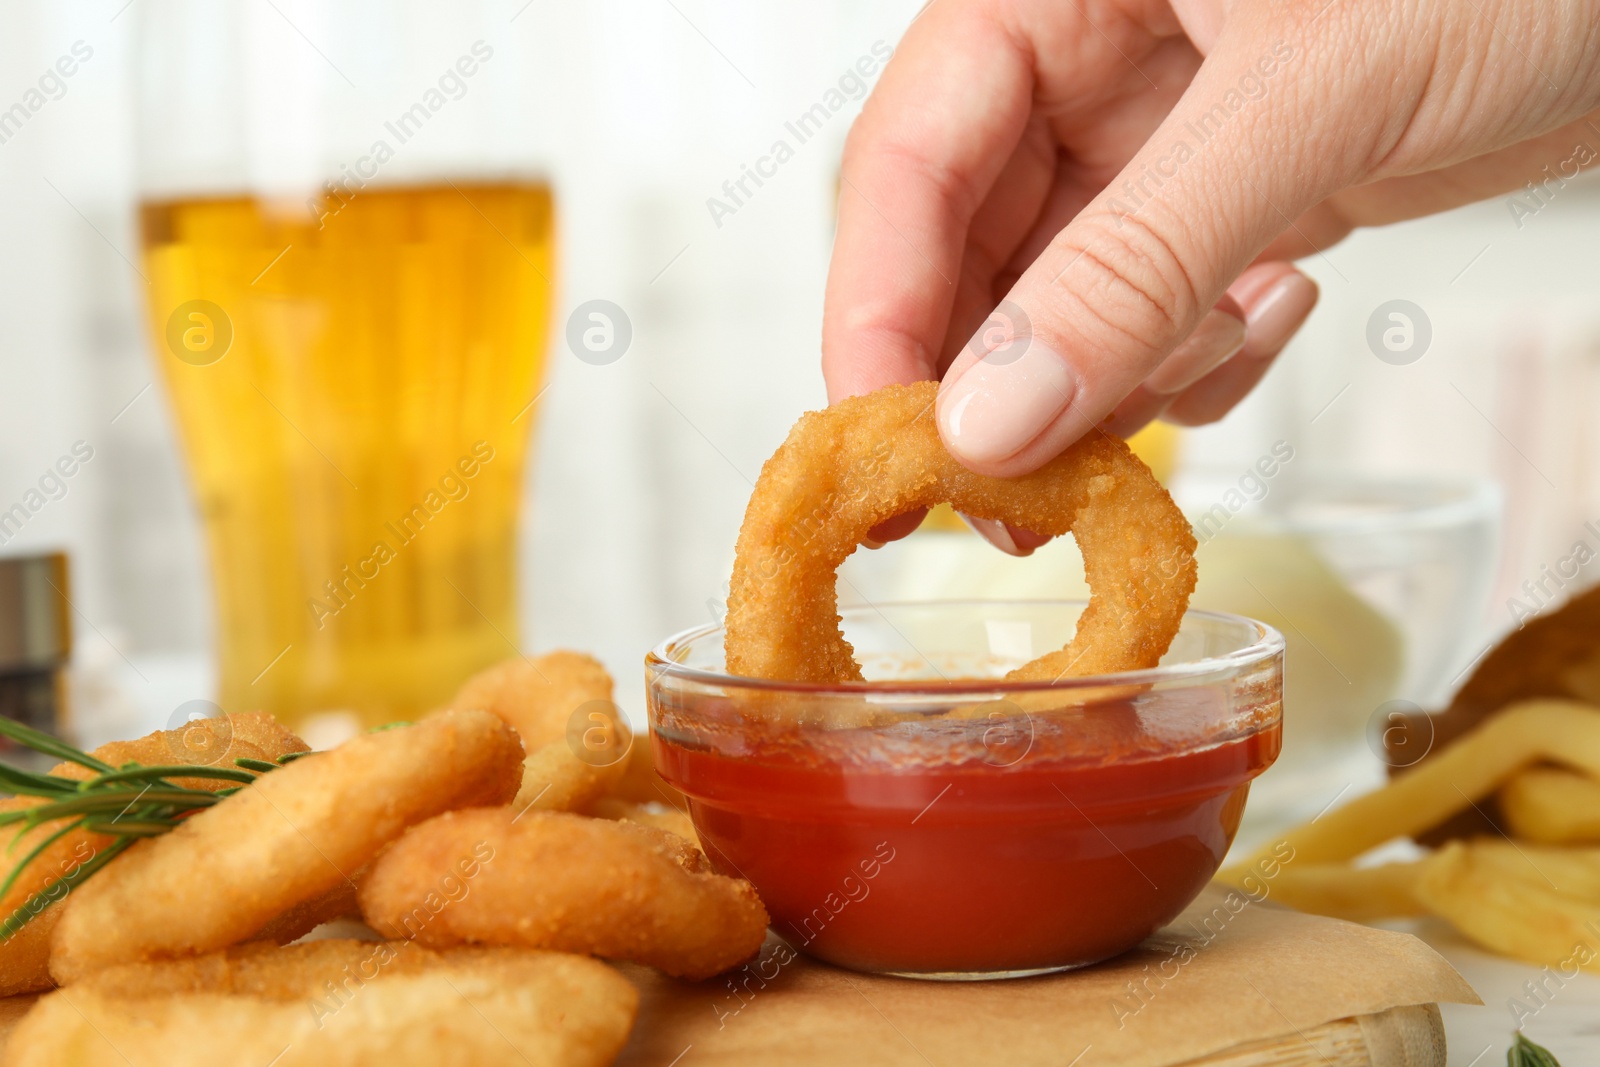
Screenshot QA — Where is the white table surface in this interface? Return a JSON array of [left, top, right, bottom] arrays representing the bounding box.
[[1393, 918, 1600, 1065]]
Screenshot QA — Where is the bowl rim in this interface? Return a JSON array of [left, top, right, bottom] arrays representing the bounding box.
[[645, 599, 1285, 696]]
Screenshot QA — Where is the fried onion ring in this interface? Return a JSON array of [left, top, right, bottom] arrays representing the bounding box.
[[49, 710, 523, 985], [8, 941, 636, 1067], [725, 382, 1196, 683], [358, 808, 768, 980], [0, 713, 308, 998]]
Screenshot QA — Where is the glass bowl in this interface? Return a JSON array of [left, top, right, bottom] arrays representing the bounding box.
[[645, 600, 1284, 979], [1168, 472, 1500, 843]]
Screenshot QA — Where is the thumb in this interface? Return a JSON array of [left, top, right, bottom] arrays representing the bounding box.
[[937, 32, 1330, 476]]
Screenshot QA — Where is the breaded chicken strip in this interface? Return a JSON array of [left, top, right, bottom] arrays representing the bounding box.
[[9, 941, 635, 1067], [0, 713, 307, 996], [50, 710, 522, 984], [452, 651, 629, 812], [360, 807, 767, 980]]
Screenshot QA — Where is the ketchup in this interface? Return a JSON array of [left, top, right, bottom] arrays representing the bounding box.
[[654, 693, 1279, 975]]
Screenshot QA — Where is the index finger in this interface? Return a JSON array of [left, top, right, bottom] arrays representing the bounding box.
[[821, 5, 1033, 402]]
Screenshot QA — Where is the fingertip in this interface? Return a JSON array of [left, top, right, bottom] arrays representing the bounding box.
[[1240, 270, 1318, 357], [957, 513, 1052, 557], [865, 509, 928, 548], [1008, 523, 1051, 552], [936, 339, 1079, 474]]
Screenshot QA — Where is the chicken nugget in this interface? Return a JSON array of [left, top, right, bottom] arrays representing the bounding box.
[[452, 651, 630, 812], [453, 650, 612, 744], [0, 713, 307, 996], [6, 941, 636, 1067], [517, 737, 630, 814], [49, 710, 522, 984], [359, 808, 767, 980], [594, 738, 686, 809], [587, 796, 699, 844]]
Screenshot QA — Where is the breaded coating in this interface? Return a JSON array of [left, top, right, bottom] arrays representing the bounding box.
[[359, 808, 767, 980], [452, 651, 629, 812], [0, 994, 35, 1061], [453, 650, 612, 744], [515, 739, 626, 814], [6, 941, 636, 1067], [49, 710, 522, 984], [0, 713, 307, 996], [253, 878, 363, 944], [724, 381, 1196, 682], [597, 739, 686, 809], [586, 797, 699, 845]]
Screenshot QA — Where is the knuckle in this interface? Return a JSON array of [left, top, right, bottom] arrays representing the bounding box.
[[1042, 213, 1198, 363], [868, 139, 986, 224]]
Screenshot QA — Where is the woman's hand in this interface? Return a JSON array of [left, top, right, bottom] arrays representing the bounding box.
[[823, 0, 1600, 551]]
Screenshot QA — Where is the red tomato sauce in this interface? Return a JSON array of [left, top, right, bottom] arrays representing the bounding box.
[[654, 696, 1279, 975]]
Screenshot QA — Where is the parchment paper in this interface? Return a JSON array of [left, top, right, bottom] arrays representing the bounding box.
[[616, 886, 1479, 1067]]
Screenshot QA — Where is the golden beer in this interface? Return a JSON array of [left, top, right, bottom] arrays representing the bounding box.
[[141, 183, 554, 726]]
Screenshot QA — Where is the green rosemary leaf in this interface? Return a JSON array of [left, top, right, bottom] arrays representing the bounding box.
[[0, 818, 86, 901], [77, 819, 182, 837], [368, 721, 412, 732], [0, 718, 116, 776], [1509, 1032, 1562, 1067], [0, 718, 297, 923], [19, 791, 221, 826], [277, 751, 315, 764], [0, 806, 72, 829], [0, 836, 135, 941], [88, 765, 257, 789], [0, 763, 81, 799]]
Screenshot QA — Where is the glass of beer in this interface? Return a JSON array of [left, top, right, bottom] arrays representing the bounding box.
[[135, 2, 555, 726]]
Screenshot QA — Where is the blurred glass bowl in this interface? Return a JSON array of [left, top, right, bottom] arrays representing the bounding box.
[[1169, 471, 1500, 839]]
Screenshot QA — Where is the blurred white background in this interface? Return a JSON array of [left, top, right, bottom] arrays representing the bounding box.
[[1, 0, 1599, 742]]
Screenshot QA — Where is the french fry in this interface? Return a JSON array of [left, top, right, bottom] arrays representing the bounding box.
[[1219, 859, 1430, 922], [1458, 838, 1600, 898], [1224, 836, 1600, 966], [1231, 700, 1600, 870], [1500, 766, 1600, 844], [1412, 841, 1600, 971]]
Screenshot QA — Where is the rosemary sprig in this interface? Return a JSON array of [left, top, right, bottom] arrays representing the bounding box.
[[1509, 1032, 1562, 1067], [0, 716, 305, 939]]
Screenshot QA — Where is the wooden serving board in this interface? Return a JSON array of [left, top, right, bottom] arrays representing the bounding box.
[[1177, 1005, 1444, 1066], [0, 895, 1469, 1066], [615, 888, 1476, 1067], [616, 972, 1449, 1067], [0, 990, 1445, 1067]]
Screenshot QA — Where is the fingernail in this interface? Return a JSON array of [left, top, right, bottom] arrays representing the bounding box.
[[1243, 273, 1318, 357], [958, 513, 1033, 557], [938, 343, 1077, 467], [1144, 307, 1247, 395]]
